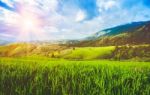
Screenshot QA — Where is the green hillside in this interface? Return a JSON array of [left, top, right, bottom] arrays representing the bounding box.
[[73, 21, 150, 47], [59, 46, 115, 60], [0, 43, 150, 61], [0, 44, 115, 60]]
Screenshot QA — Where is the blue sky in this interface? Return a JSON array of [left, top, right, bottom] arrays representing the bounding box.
[[0, 0, 150, 41]]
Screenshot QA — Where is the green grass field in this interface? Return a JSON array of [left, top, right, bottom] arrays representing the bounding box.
[[0, 58, 150, 95], [60, 46, 115, 60], [0, 44, 149, 61], [0, 44, 150, 95]]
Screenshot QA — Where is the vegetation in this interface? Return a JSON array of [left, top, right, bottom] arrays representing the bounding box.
[[0, 15, 150, 95], [0, 43, 68, 57], [0, 43, 150, 61], [73, 22, 150, 47], [60, 46, 115, 60], [111, 45, 150, 61], [0, 42, 149, 95], [0, 58, 150, 95]]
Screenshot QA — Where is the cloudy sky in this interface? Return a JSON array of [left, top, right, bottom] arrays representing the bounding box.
[[0, 0, 150, 41]]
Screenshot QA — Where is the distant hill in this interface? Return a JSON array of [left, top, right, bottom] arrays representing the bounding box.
[[0, 39, 12, 45], [0, 43, 115, 60], [0, 33, 16, 45], [0, 20, 150, 61], [0, 43, 149, 61], [73, 20, 150, 46], [0, 43, 68, 57]]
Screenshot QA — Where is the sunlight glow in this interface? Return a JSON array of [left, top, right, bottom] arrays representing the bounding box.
[[15, 11, 47, 41], [22, 18, 36, 30], [19, 11, 41, 32], [6, 8, 49, 41]]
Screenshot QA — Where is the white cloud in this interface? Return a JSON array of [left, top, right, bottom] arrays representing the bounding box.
[[0, 33, 14, 37], [0, 0, 150, 40], [37, 0, 58, 12], [104, 1, 117, 10], [75, 10, 86, 22], [44, 26, 59, 33], [97, 0, 118, 11]]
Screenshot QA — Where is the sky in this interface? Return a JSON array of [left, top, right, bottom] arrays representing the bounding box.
[[0, 0, 150, 41]]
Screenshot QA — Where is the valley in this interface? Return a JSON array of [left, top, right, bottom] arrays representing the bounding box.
[[0, 20, 150, 95]]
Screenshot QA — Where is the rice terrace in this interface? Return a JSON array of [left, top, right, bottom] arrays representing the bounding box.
[[0, 0, 150, 95]]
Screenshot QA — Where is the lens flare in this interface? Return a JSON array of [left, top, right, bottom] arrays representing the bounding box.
[[5, 8, 49, 41], [21, 17, 37, 31], [19, 12, 41, 32], [15, 11, 44, 41], [2, 3, 50, 41]]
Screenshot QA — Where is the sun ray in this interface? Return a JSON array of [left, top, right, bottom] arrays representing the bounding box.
[[8, 8, 49, 41]]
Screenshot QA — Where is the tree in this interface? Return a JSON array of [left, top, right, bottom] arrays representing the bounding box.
[[73, 47, 75, 50], [51, 53, 55, 58]]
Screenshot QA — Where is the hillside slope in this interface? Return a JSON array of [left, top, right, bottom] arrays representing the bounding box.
[[74, 21, 150, 47], [0, 43, 150, 61], [0, 43, 68, 57], [0, 43, 115, 60]]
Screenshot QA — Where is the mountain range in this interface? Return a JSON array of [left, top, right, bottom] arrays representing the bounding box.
[[73, 20, 150, 46], [0, 20, 150, 46]]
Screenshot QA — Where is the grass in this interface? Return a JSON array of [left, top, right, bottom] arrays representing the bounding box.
[[0, 43, 149, 61], [60, 46, 115, 60], [0, 44, 115, 59], [0, 58, 150, 95]]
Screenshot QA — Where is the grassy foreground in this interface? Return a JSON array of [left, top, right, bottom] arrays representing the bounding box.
[[0, 58, 150, 95]]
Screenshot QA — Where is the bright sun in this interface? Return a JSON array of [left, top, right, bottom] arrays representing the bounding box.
[[19, 12, 40, 31], [6, 9, 48, 41], [22, 18, 36, 30]]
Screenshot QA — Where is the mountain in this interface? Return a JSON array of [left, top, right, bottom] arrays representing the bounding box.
[[0, 36, 16, 45], [1, 20, 150, 46], [0, 40, 11, 45], [73, 20, 150, 47], [86, 21, 149, 40]]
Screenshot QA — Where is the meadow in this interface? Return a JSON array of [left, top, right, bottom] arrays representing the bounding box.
[[0, 44, 149, 61], [0, 57, 150, 95], [58, 46, 115, 60]]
